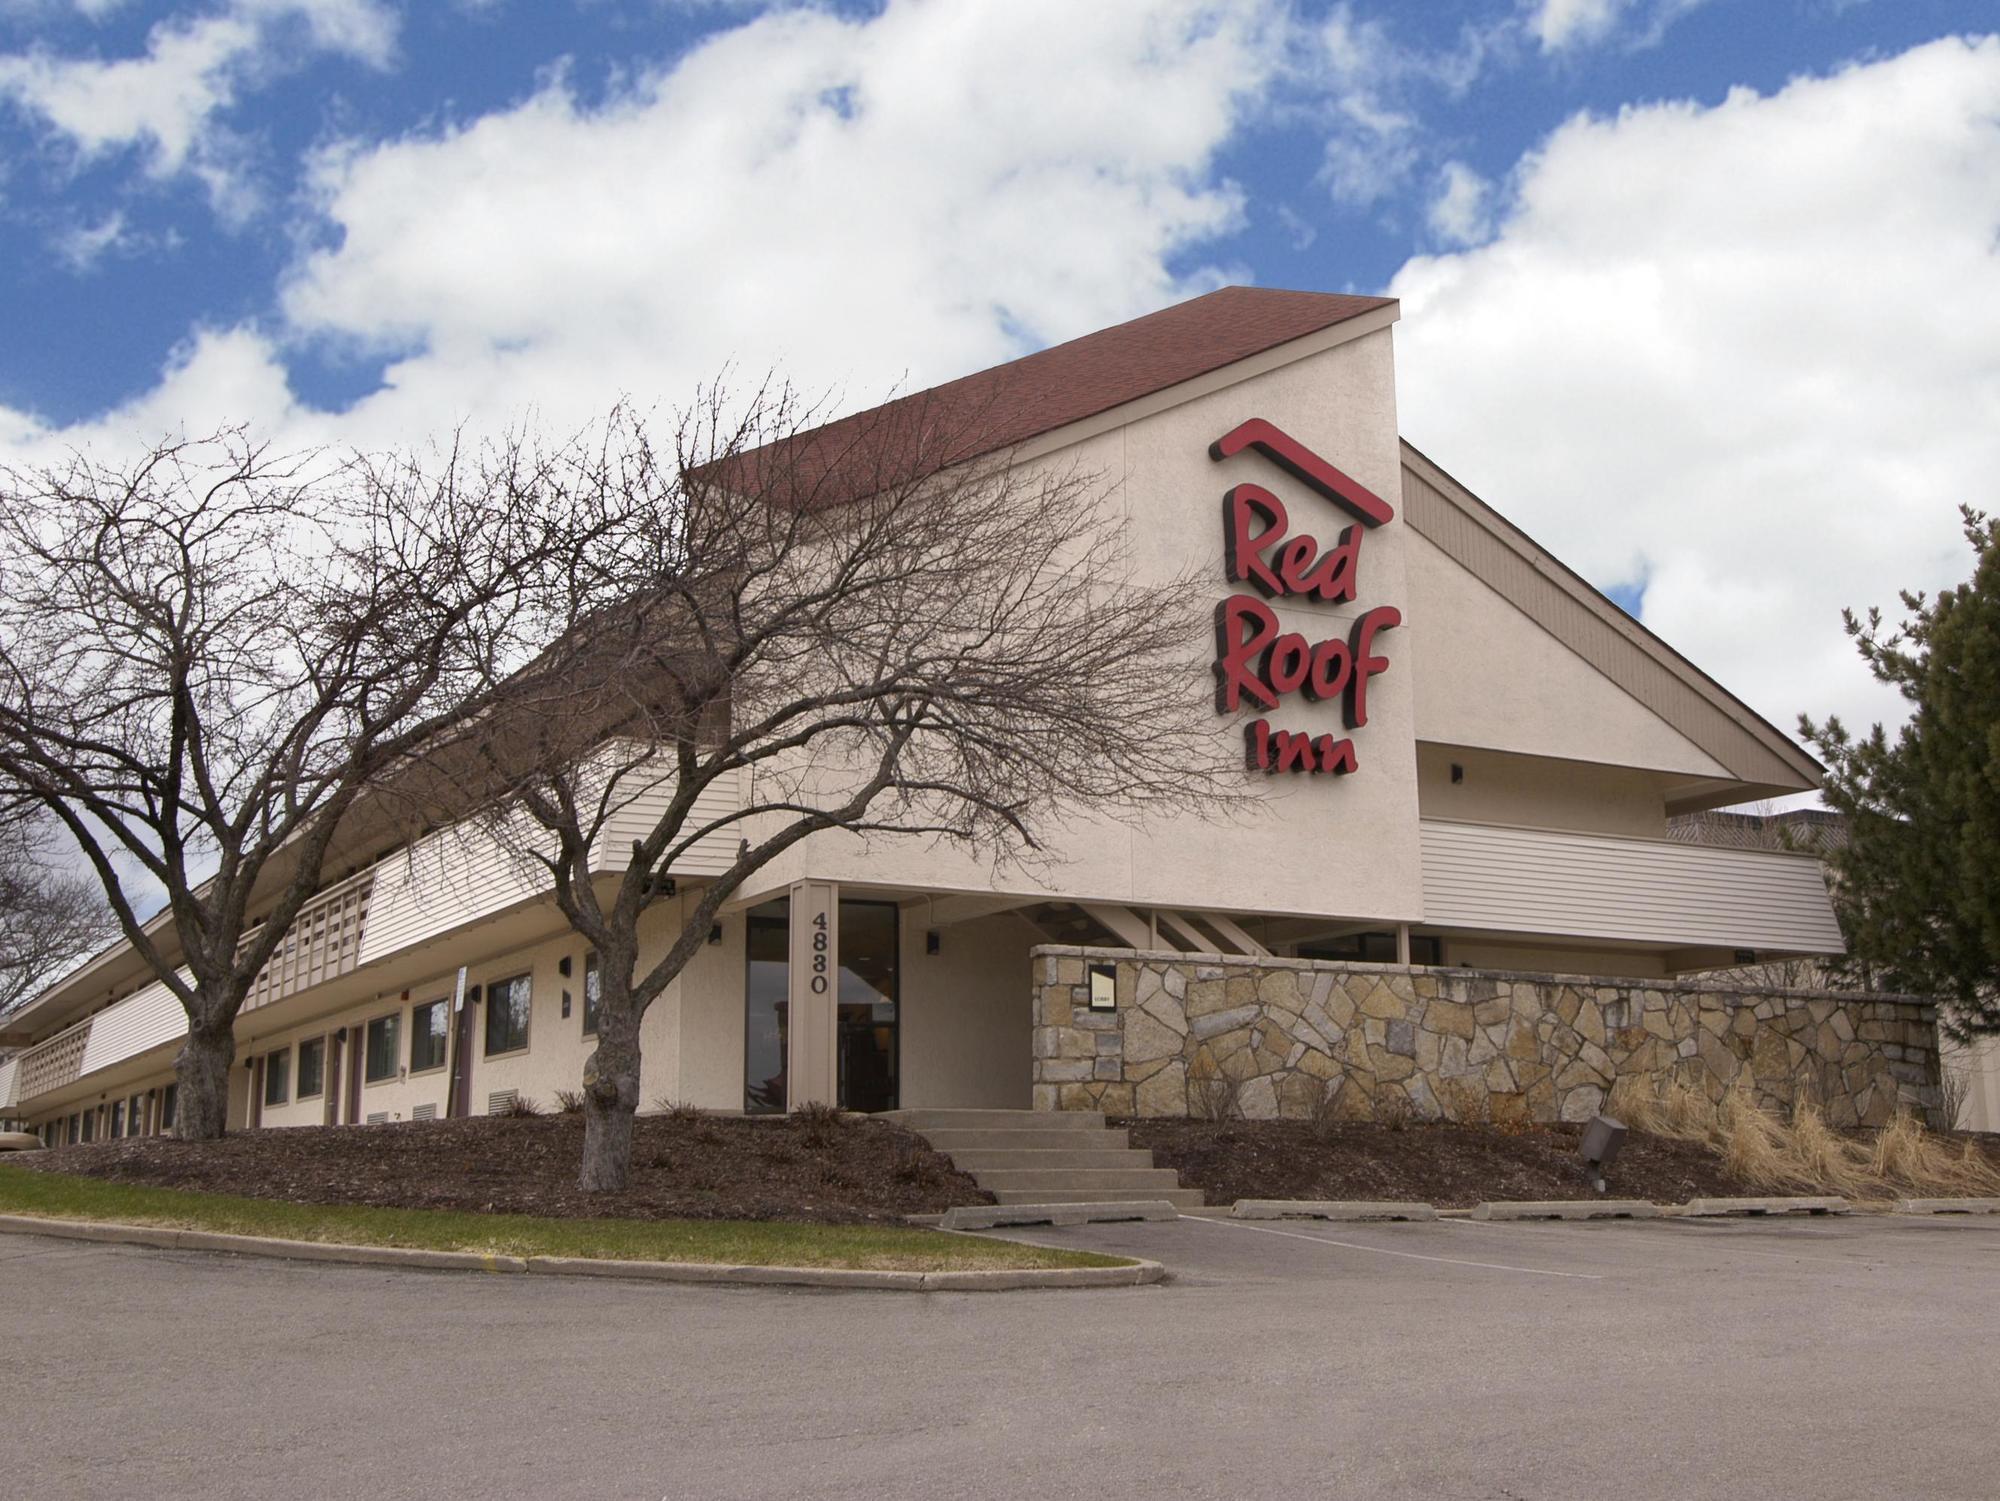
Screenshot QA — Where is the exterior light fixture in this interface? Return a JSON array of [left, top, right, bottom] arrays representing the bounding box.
[[1579, 1113, 1626, 1195], [926, 930, 941, 956]]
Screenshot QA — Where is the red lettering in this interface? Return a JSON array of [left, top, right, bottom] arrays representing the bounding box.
[[1344, 605, 1401, 730], [1223, 484, 1364, 603], [1244, 722, 1360, 776], [1306, 638, 1351, 701], [1224, 485, 1287, 595], [1213, 595, 1278, 712]]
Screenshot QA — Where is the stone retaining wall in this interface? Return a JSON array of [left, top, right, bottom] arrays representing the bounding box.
[[1030, 947, 1939, 1128]]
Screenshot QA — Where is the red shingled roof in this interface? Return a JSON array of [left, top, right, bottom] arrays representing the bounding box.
[[718, 285, 1395, 507]]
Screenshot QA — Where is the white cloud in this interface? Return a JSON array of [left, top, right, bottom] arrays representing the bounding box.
[[1425, 159, 1491, 245], [1391, 35, 2000, 746], [1527, 0, 1627, 51], [0, 0, 1282, 456], [264, 0, 1280, 443], [1308, 5, 1512, 208], [0, 0, 397, 207], [53, 207, 126, 269]]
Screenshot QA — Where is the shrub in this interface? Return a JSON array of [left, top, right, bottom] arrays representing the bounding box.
[[792, 1099, 845, 1148], [499, 1094, 543, 1118], [554, 1089, 586, 1115], [1187, 1057, 1240, 1122]]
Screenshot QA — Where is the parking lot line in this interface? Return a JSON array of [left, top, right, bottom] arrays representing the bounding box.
[[1194, 1213, 1604, 1280]]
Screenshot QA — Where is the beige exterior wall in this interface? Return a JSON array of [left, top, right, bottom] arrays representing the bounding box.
[[746, 323, 1425, 929], [899, 909, 1036, 1109], [1405, 530, 1730, 779], [1415, 743, 1668, 839]]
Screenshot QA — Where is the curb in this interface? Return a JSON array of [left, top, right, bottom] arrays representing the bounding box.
[[1680, 1197, 1851, 1218], [1232, 1200, 1437, 1222], [0, 1214, 1163, 1292], [1472, 1199, 1662, 1222]]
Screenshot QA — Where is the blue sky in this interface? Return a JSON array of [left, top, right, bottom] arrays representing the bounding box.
[[1, 0, 1997, 745]]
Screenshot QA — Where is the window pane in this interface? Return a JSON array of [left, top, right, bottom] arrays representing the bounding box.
[[582, 955, 600, 1036], [110, 1100, 124, 1137], [484, 974, 531, 1056], [743, 904, 789, 1114], [162, 1085, 177, 1130], [298, 1037, 325, 1098], [263, 1049, 290, 1106], [411, 1000, 449, 1071], [365, 1014, 401, 1082]]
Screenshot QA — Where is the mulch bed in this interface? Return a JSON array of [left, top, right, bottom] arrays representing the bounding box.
[[14, 1112, 991, 1225], [1124, 1118, 1751, 1209]]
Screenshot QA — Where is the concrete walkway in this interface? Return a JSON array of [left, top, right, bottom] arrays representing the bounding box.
[[5, 1214, 1997, 1500]]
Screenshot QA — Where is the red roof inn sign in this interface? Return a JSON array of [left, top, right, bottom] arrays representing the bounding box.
[[1209, 419, 1401, 776]]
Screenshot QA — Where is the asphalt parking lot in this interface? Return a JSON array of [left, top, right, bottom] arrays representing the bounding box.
[[5, 1212, 1997, 1501]]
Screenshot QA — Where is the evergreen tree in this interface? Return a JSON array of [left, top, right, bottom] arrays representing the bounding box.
[[1802, 506, 2000, 1041]]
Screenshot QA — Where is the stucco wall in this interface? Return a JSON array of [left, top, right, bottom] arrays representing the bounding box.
[[1031, 945, 1937, 1129], [900, 909, 1035, 1109]]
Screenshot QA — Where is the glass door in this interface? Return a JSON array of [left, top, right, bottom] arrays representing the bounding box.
[[742, 897, 900, 1113], [836, 901, 899, 1113]]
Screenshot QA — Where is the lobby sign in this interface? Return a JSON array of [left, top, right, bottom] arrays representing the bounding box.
[[1208, 419, 1400, 775]]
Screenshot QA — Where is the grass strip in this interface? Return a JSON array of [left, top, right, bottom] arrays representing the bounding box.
[[0, 1165, 1125, 1272]]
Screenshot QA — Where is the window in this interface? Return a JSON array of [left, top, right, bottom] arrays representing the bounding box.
[[161, 1084, 177, 1132], [81, 1109, 94, 1142], [581, 954, 600, 1036], [484, 973, 532, 1057], [130, 1093, 145, 1135], [365, 1012, 401, 1084], [297, 1037, 325, 1099], [263, 1047, 290, 1107], [411, 999, 449, 1072], [110, 1099, 124, 1137]]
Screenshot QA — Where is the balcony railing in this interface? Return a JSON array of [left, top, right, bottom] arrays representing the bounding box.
[[16, 1015, 91, 1101], [239, 871, 374, 1012], [1420, 818, 1844, 952]]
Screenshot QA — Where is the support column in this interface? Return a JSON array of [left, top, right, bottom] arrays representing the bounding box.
[[1395, 923, 1412, 966], [786, 881, 840, 1109]]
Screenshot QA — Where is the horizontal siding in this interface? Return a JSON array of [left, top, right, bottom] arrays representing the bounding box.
[[1421, 819, 1844, 952], [597, 763, 748, 878], [358, 812, 551, 967], [77, 978, 188, 1075]]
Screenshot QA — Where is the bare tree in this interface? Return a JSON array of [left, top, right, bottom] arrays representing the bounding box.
[[464, 390, 1231, 1191], [0, 431, 539, 1137], [0, 818, 116, 1021]]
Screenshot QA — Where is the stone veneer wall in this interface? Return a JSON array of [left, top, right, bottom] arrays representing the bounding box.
[[1030, 946, 1939, 1128]]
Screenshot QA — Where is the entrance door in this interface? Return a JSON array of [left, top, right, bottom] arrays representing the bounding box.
[[743, 897, 899, 1113], [835, 901, 899, 1114]]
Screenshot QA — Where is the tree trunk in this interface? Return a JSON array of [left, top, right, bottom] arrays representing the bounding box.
[[578, 1007, 643, 1193], [174, 1017, 235, 1140]]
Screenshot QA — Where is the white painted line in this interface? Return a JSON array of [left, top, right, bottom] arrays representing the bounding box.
[[1195, 1213, 1603, 1281]]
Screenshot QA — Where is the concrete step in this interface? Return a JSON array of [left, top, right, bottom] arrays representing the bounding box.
[[989, 1186, 1206, 1208], [922, 1127, 1132, 1152], [947, 1148, 1156, 1172], [970, 1167, 1184, 1192], [881, 1109, 1105, 1132]]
